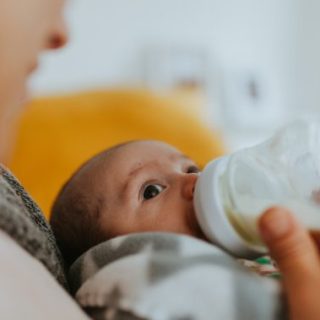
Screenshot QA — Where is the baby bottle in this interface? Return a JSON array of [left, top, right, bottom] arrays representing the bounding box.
[[194, 120, 320, 258]]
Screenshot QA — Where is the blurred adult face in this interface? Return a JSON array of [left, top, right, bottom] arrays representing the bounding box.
[[0, 0, 68, 160]]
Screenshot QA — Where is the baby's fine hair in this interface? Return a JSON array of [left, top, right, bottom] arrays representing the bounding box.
[[50, 141, 133, 267]]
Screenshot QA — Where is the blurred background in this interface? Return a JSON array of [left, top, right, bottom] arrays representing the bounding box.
[[8, 0, 320, 216]]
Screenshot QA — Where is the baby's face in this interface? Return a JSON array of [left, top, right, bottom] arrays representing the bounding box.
[[94, 141, 207, 241]]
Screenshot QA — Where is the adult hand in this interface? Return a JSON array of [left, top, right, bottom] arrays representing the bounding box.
[[258, 207, 320, 320]]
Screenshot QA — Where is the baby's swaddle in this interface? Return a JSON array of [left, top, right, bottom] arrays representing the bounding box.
[[69, 232, 286, 320]]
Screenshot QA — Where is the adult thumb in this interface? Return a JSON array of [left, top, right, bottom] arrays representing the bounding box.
[[259, 207, 320, 320], [258, 207, 319, 277], [258, 207, 320, 290]]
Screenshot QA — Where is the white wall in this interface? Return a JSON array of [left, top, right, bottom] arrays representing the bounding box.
[[30, 0, 304, 149], [31, 0, 297, 93], [293, 0, 320, 114]]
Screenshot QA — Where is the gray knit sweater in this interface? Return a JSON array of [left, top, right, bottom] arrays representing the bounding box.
[[0, 165, 67, 288]]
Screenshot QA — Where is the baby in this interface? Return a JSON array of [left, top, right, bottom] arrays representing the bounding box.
[[50, 140, 207, 265]]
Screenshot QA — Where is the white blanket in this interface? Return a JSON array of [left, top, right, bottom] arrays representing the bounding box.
[[69, 232, 286, 320]]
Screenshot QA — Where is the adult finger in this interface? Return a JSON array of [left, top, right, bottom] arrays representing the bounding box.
[[258, 207, 320, 320]]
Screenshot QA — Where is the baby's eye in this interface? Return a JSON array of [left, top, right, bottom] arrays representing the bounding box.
[[143, 184, 165, 200], [186, 165, 200, 174]]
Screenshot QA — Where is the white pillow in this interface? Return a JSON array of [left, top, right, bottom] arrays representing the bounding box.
[[0, 230, 89, 320]]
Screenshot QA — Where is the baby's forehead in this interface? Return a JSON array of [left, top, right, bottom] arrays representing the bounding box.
[[100, 141, 191, 177], [90, 141, 194, 198], [115, 141, 183, 161]]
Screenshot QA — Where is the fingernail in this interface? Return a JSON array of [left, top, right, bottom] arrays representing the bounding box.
[[259, 208, 293, 241]]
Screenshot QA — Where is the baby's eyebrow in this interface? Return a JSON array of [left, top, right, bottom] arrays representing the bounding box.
[[128, 162, 145, 177], [173, 154, 198, 166], [120, 162, 148, 197], [169, 153, 190, 161], [119, 154, 194, 197]]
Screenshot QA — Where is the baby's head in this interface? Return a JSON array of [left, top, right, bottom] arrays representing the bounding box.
[[50, 140, 206, 265]]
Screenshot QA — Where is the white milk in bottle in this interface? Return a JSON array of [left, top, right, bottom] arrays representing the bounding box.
[[194, 120, 320, 258]]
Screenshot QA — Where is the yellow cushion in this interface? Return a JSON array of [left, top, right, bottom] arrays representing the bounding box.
[[9, 89, 224, 218]]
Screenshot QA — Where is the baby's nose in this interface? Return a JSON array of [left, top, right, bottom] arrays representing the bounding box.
[[182, 173, 198, 200]]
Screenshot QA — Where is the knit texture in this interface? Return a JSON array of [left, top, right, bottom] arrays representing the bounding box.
[[0, 165, 67, 288]]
